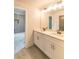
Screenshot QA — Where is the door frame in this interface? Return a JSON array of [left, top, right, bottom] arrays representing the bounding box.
[[14, 7, 28, 48]]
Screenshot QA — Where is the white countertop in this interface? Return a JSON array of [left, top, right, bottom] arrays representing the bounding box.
[[34, 30, 64, 41]]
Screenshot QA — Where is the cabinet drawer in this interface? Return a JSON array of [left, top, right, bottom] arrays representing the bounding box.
[[51, 37, 64, 48]]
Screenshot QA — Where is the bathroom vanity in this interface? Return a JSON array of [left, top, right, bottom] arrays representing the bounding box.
[[34, 5, 64, 59], [34, 30, 64, 59]]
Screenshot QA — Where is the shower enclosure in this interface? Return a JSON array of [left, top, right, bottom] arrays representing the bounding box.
[[14, 8, 25, 54]]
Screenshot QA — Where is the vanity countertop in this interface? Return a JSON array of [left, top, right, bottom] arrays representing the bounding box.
[[34, 30, 64, 41]]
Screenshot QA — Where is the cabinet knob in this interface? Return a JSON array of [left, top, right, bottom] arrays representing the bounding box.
[[53, 45, 55, 50], [51, 45, 55, 50]]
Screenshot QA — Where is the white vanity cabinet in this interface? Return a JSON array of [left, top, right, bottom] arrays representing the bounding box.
[[52, 37, 64, 59], [34, 31, 53, 58], [53, 44, 64, 59], [34, 31, 64, 59]]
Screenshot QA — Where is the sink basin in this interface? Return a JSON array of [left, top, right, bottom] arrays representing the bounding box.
[[51, 32, 64, 37], [42, 31, 64, 37]]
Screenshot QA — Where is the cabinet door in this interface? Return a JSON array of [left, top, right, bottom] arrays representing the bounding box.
[[34, 32, 53, 58], [41, 37, 52, 58], [34, 32, 46, 52], [34, 32, 41, 48], [53, 44, 64, 59], [50, 43, 54, 59]]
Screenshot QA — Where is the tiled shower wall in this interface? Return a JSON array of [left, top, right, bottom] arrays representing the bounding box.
[[14, 9, 25, 33]]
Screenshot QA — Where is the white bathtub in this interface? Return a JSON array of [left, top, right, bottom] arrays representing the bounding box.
[[14, 32, 25, 54]]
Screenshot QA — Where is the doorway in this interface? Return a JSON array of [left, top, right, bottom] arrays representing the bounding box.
[[14, 8, 25, 54]]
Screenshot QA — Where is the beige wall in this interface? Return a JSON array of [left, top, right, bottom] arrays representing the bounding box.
[[14, 0, 27, 8], [25, 9, 34, 48], [26, 8, 41, 47], [33, 9, 41, 30], [40, 12, 48, 31], [32, 10, 48, 31]]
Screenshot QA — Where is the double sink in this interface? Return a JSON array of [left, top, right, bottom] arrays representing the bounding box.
[[42, 30, 64, 40]]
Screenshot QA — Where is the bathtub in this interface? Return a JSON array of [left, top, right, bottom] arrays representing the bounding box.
[[14, 32, 25, 54]]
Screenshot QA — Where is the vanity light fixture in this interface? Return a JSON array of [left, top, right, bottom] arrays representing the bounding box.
[[57, 2, 64, 9], [42, 2, 64, 13]]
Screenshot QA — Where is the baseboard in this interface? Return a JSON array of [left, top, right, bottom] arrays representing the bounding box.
[[24, 41, 34, 48]]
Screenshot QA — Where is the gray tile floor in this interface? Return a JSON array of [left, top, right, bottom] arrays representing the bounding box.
[[15, 45, 49, 59]]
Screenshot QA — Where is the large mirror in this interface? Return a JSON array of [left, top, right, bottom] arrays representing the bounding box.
[[47, 9, 64, 31], [59, 15, 64, 31], [39, 0, 64, 32]]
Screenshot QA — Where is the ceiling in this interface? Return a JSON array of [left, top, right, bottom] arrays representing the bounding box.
[[14, 0, 56, 8]]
